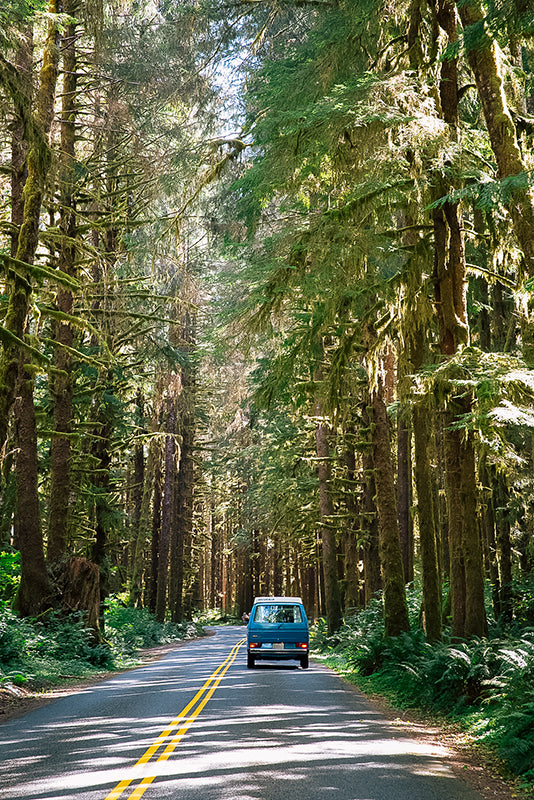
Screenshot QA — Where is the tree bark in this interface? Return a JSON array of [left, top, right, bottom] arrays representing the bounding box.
[[148, 455, 163, 614], [343, 436, 361, 609], [370, 382, 410, 637], [443, 418, 466, 638], [315, 400, 343, 634], [361, 440, 382, 604], [397, 414, 413, 583], [129, 432, 158, 607], [155, 405, 176, 622], [460, 429, 487, 637], [48, 7, 78, 564], [457, 0, 534, 284], [14, 364, 52, 616], [170, 306, 197, 622], [0, 1, 60, 453], [413, 398, 442, 642], [62, 557, 100, 640]]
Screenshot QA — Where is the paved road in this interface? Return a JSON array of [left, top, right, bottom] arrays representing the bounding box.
[[0, 626, 483, 800]]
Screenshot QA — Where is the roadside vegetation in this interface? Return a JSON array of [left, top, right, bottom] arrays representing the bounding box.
[[0, 567, 204, 691], [312, 583, 534, 794]]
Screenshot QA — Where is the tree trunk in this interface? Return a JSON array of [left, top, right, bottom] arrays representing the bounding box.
[[148, 457, 163, 614], [460, 429, 487, 637], [361, 442, 381, 604], [343, 436, 361, 609], [413, 398, 442, 641], [170, 306, 196, 623], [397, 414, 413, 583], [155, 406, 176, 622], [479, 460, 501, 619], [48, 8, 78, 565], [494, 470, 513, 624], [0, 2, 60, 453], [315, 403, 343, 634], [457, 0, 534, 284], [10, 28, 32, 260], [62, 557, 100, 640], [443, 419, 466, 638], [129, 433, 158, 607], [91, 380, 113, 596], [370, 382, 410, 637], [14, 365, 52, 616]]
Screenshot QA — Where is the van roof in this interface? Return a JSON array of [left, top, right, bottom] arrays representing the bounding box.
[[253, 596, 303, 604]]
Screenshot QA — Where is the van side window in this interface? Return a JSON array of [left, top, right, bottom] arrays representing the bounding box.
[[253, 604, 302, 623]]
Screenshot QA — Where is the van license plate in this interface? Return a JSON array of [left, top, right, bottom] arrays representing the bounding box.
[[273, 642, 284, 650]]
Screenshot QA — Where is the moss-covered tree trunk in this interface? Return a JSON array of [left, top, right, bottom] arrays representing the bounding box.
[[10, 29, 32, 260], [361, 420, 381, 604], [397, 414, 413, 583], [343, 437, 361, 610], [314, 396, 343, 634], [8, 4, 60, 616], [48, 7, 78, 565], [370, 381, 410, 637], [171, 304, 197, 623], [0, 1, 60, 453], [129, 426, 159, 607], [457, 0, 534, 277], [431, 0, 486, 639], [460, 427, 487, 637], [413, 397, 442, 642]]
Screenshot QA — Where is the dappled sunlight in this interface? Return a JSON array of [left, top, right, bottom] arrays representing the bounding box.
[[0, 629, 477, 800]]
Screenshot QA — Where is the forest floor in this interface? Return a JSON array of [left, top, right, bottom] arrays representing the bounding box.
[[0, 642, 528, 800]]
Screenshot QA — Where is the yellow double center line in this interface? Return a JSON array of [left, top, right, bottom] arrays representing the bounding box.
[[104, 638, 245, 800]]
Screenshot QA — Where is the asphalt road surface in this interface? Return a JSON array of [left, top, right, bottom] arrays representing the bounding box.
[[0, 626, 484, 800]]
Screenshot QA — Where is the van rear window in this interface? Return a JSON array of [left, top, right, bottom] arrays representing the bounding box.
[[253, 605, 303, 624]]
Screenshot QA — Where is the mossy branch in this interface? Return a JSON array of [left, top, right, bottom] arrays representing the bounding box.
[[0, 254, 79, 290]]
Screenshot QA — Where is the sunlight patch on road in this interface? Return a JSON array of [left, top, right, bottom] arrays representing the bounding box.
[[0, 734, 456, 799]]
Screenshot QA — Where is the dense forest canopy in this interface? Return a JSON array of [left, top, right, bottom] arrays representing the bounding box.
[[1, 0, 534, 715]]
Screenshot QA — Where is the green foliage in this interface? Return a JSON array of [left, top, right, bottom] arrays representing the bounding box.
[[0, 600, 203, 687], [195, 608, 242, 625], [0, 603, 112, 685], [0, 551, 20, 600], [483, 633, 534, 775], [0, 605, 26, 665], [511, 576, 534, 628], [312, 590, 534, 782], [104, 599, 204, 657]]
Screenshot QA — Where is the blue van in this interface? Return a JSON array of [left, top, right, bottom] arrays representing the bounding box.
[[247, 596, 309, 669]]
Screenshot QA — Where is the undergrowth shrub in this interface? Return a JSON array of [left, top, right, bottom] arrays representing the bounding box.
[[483, 632, 534, 776], [0, 603, 113, 684], [104, 600, 204, 657], [312, 590, 534, 782], [195, 607, 242, 625], [0, 598, 204, 686], [0, 552, 20, 601]]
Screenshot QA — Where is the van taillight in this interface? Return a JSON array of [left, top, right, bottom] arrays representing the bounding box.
[[296, 643, 307, 649]]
